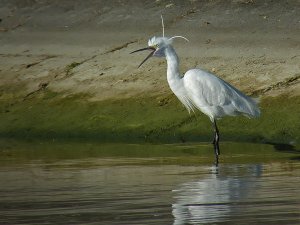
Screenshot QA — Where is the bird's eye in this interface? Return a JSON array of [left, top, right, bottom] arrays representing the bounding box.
[[155, 44, 159, 48]]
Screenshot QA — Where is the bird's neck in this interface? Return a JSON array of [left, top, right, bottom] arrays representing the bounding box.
[[165, 46, 182, 84]]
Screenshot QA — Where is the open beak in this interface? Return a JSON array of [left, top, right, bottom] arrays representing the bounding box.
[[130, 47, 156, 68]]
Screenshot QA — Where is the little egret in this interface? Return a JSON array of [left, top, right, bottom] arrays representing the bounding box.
[[131, 17, 260, 165]]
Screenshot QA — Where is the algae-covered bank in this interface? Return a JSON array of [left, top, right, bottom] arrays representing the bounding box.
[[0, 0, 299, 146], [0, 91, 299, 146]]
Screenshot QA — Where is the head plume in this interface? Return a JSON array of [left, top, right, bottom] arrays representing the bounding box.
[[161, 15, 165, 37], [168, 35, 189, 42], [160, 15, 189, 43]]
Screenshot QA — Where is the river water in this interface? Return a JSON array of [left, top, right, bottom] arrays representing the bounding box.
[[0, 140, 299, 225]]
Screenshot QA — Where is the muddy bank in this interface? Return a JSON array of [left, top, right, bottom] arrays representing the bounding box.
[[0, 91, 299, 145], [0, 0, 299, 144]]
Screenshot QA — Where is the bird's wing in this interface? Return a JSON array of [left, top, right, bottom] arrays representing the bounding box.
[[183, 69, 236, 107], [183, 69, 260, 118]]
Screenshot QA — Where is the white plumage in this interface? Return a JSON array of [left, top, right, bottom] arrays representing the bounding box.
[[181, 68, 260, 119], [163, 43, 260, 120], [131, 32, 260, 165]]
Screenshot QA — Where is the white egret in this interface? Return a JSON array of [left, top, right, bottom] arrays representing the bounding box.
[[131, 17, 260, 165]]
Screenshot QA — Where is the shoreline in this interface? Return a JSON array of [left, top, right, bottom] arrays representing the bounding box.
[[0, 92, 299, 146]]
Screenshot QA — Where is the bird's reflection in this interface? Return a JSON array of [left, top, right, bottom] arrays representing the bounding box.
[[172, 164, 262, 225]]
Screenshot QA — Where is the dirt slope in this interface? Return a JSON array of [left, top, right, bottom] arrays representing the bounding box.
[[0, 0, 299, 143], [1, 0, 299, 101]]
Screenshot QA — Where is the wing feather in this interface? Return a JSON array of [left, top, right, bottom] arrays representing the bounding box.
[[183, 69, 260, 118]]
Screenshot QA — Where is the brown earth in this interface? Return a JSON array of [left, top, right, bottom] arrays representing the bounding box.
[[0, 0, 299, 102]]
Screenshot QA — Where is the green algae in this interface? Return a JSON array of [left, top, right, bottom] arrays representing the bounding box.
[[0, 90, 299, 146], [65, 62, 81, 76]]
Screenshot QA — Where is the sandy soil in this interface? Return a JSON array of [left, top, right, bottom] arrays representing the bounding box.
[[0, 0, 299, 101]]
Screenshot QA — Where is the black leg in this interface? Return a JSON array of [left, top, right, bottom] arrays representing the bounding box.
[[212, 119, 220, 166]]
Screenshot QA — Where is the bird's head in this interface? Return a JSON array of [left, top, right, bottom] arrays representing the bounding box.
[[148, 36, 170, 57], [130, 16, 188, 68]]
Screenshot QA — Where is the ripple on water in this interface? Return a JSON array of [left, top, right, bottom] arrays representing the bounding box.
[[0, 141, 299, 224]]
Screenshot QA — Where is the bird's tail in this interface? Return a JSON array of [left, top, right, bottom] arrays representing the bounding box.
[[243, 96, 261, 118]]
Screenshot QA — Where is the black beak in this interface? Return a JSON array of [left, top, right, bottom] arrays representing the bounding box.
[[130, 47, 156, 68]]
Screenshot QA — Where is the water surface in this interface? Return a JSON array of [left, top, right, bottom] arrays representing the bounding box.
[[0, 140, 299, 224]]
